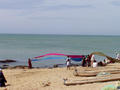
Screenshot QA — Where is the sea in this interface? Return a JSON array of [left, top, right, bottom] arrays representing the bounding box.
[[0, 34, 120, 67]]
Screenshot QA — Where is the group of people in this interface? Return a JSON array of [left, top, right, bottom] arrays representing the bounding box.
[[81, 53, 120, 67], [65, 54, 98, 69], [81, 54, 98, 67], [82, 55, 91, 67], [81, 54, 115, 67]]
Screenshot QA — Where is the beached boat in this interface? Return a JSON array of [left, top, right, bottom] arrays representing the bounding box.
[[64, 74, 120, 86], [73, 69, 120, 77]]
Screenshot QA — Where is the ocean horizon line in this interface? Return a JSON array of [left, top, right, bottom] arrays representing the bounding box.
[[0, 33, 120, 36]]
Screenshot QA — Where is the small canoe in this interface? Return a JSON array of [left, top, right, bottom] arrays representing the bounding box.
[[64, 74, 120, 86], [73, 69, 120, 77]]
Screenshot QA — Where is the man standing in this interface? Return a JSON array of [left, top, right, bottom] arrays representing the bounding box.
[[66, 56, 71, 70], [0, 69, 7, 87]]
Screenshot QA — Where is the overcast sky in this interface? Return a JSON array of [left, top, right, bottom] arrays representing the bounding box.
[[0, 0, 120, 35]]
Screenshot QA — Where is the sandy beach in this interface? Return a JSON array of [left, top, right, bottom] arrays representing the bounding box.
[[1, 63, 120, 90]]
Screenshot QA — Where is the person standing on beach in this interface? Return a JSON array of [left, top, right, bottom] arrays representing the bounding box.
[[0, 69, 7, 87], [91, 54, 95, 67], [82, 57, 86, 67], [86, 55, 91, 67], [28, 58, 32, 69], [66, 56, 71, 70], [116, 53, 120, 60]]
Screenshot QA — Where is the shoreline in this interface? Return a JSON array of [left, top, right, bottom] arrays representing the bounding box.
[[1, 63, 120, 90]]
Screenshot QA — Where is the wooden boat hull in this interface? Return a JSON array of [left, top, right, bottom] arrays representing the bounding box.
[[73, 69, 120, 77], [65, 74, 120, 86]]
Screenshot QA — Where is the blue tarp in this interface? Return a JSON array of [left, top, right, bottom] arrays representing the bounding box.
[[32, 56, 83, 62]]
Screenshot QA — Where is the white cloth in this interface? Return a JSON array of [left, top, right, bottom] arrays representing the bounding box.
[[93, 62, 97, 67], [66, 61, 70, 66], [91, 55, 95, 61], [66, 57, 71, 66]]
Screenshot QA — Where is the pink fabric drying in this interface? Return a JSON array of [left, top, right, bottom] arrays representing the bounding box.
[[34, 53, 85, 59], [67, 55, 85, 58], [34, 53, 66, 58]]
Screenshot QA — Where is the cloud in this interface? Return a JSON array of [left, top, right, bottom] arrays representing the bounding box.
[[34, 0, 94, 11], [0, 0, 94, 19], [0, 0, 43, 9], [111, 1, 120, 6], [0, 0, 93, 10], [1, 0, 120, 35], [35, 5, 93, 11]]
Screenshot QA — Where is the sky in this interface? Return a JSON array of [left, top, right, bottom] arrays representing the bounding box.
[[0, 0, 120, 35]]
